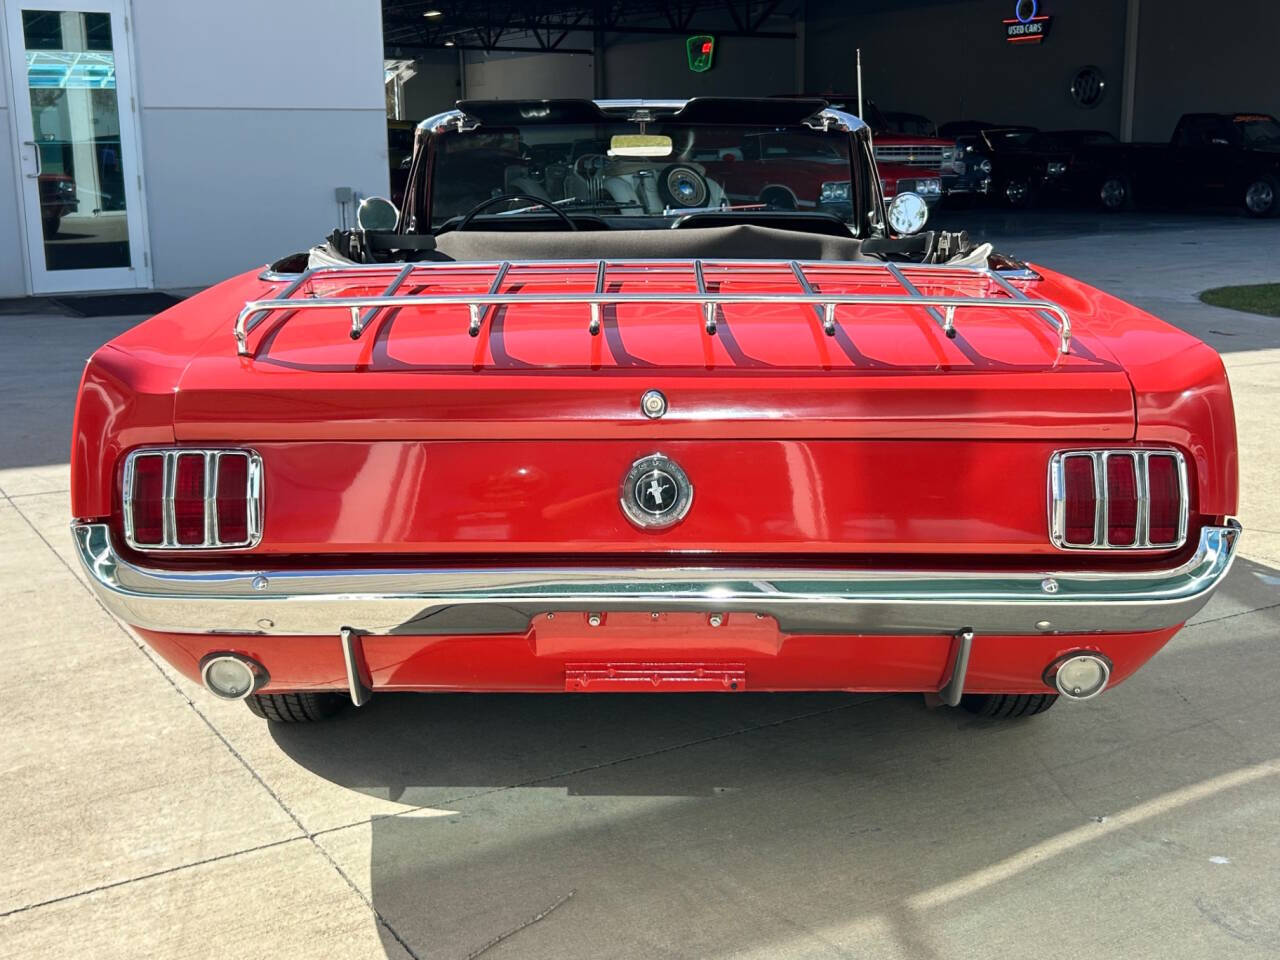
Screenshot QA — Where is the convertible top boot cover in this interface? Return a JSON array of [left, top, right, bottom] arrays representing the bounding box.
[[424, 224, 871, 263]]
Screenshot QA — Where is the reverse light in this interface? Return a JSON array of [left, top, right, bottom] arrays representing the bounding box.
[[1050, 449, 1188, 550], [124, 448, 262, 550], [201, 653, 268, 701], [1046, 653, 1111, 701]]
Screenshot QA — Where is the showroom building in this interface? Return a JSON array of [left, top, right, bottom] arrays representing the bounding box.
[[1, 0, 1277, 299], [0, 0, 388, 299]]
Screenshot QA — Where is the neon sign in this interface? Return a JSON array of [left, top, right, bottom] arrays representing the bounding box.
[[686, 35, 715, 72], [1003, 0, 1052, 43]]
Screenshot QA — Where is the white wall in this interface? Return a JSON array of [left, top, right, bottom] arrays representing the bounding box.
[[129, 0, 389, 288]]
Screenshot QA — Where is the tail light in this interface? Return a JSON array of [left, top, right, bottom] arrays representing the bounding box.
[[123, 449, 262, 549], [1050, 449, 1187, 550]]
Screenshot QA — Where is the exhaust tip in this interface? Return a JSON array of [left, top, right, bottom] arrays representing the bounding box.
[[200, 653, 269, 701], [1046, 652, 1111, 701]]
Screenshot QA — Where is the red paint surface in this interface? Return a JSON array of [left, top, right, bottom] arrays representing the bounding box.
[[102, 437, 1198, 557]]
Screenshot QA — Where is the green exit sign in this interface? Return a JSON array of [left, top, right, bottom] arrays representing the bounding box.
[[686, 35, 715, 72]]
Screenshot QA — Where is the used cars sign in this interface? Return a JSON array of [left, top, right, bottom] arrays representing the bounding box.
[[1004, 0, 1052, 43]]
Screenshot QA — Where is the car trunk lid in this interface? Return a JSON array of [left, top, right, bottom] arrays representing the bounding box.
[[173, 260, 1134, 441]]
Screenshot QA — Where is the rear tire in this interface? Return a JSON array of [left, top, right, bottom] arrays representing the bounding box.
[[960, 692, 1058, 718], [1243, 176, 1278, 217], [245, 691, 346, 723], [1099, 174, 1132, 212]]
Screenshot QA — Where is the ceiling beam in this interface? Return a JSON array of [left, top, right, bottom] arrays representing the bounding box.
[[386, 42, 596, 56]]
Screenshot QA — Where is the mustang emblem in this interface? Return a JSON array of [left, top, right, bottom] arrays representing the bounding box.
[[643, 474, 674, 510], [620, 454, 693, 529]]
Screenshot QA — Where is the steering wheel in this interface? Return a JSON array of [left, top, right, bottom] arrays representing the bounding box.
[[573, 153, 607, 179], [455, 194, 578, 231]]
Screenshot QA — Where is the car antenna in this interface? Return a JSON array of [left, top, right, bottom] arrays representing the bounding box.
[[856, 48, 864, 126]]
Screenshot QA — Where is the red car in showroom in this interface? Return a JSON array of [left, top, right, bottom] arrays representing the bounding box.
[[72, 98, 1240, 724], [694, 129, 941, 214]]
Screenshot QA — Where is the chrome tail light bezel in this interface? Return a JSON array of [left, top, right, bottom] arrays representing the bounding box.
[[122, 448, 263, 550], [1049, 448, 1189, 551]]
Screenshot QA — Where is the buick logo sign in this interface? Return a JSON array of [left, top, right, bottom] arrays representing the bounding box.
[[620, 454, 693, 529], [1071, 66, 1106, 109]]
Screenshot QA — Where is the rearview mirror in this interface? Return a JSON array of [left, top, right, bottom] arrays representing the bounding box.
[[886, 192, 929, 236], [356, 196, 399, 231], [608, 134, 674, 158]]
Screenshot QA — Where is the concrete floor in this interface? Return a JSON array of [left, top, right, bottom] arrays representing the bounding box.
[[1, 211, 1278, 959]]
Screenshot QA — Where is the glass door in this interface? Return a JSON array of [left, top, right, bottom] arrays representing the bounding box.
[[4, 1, 149, 292]]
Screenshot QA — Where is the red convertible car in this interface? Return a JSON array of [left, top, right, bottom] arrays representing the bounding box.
[[72, 98, 1240, 724]]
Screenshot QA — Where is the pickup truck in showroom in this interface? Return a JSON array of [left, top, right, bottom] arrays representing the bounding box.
[[1093, 113, 1280, 216]]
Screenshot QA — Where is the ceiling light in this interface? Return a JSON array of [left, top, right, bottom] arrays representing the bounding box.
[[423, 8, 442, 17], [443, 39, 455, 46]]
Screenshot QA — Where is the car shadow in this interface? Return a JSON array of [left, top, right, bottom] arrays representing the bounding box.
[[268, 558, 1280, 959]]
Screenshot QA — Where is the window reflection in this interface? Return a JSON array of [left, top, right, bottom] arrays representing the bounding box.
[[22, 10, 130, 271]]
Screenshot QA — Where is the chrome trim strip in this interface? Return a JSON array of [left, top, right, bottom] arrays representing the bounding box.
[[234, 260, 1072, 358], [353, 262, 415, 340], [884, 261, 952, 338], [1048, 448, 1189, 552], [238, 268, 313, 352], [988, 269, 1070, 353], [73, 520, 1240, 638], [255, 258, 1049, 283], [122, 448, 264, 551]]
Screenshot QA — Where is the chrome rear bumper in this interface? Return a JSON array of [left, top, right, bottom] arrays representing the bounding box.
[[71, 521, 1241, 638]]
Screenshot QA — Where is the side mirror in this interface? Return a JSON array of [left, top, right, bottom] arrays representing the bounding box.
[[356, 195, 399, 231], [886, 192, 929, 236]]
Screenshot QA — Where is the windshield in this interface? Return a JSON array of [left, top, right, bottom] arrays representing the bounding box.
[[1236, 115, 1280, 147], [429, 122, 853, 227]]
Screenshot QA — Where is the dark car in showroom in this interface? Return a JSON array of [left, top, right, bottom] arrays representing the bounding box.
[[956, 125, 1077, 208], [1021, 130, 1124, 208]]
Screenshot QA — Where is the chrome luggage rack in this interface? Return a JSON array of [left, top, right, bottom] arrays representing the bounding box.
[[234, 259, 1072, 357]]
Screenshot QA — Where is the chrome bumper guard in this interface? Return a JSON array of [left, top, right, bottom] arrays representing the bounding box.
[[72, 521, 1241, 639]]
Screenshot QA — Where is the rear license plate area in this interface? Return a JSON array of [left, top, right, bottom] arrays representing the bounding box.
[[565, 662, 746, 692]]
